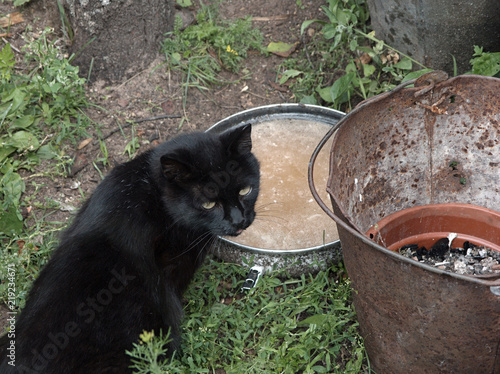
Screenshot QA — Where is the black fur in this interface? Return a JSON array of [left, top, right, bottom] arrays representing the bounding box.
[[0, 124, 259, 373]]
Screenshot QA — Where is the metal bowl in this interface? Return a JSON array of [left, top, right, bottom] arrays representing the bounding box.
[[207, 104, 344, 276]]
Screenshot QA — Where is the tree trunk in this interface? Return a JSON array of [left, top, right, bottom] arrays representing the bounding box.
[[64, 0, 175, 83]]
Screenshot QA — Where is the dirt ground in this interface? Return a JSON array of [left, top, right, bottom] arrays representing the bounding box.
[[2, 0, 327, 222], [0, 0, 327, 332]]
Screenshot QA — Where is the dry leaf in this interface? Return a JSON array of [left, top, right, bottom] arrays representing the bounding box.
[[0, 12, 25, 28], [77, 137, 93, 150], [161, 100, 175, 114], [252, 15, 288, 22], [360, 53, 372, 65], [268, 80, 288, 92]]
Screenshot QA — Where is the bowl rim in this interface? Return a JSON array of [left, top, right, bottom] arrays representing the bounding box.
[[208, 103, 345, 255]]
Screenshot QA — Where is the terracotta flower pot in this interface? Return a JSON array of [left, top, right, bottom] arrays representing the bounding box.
[[365, 203, 500, 253]]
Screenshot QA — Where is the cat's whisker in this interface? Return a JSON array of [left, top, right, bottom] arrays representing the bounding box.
[[168, 231, 213, 262], [196, 235, 217, 263], [255, 201, 284, 213], [255, 210, 288, 224]]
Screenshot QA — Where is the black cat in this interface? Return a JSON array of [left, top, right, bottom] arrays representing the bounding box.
[[0, 124, 260, 373]]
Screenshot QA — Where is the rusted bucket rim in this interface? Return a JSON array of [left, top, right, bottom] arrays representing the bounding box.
[[308, 76, 500, 288]]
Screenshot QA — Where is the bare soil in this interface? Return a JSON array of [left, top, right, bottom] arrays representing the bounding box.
[[0, 0, 326, 330], [1, 0, 326, 226]]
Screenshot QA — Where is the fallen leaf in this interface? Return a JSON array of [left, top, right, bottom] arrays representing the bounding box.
[[267, 41, 299, 58], [252, 15, 288, 22], [68, 152, 88, 177], [0, 12, 25, 28], [241, 95, 254, 109], [268, 80, 289, 93], [117, 98, 129, 108], [161, 100, 176, 114], [77, 137, 93, 150], [359, 52, 371, 65]]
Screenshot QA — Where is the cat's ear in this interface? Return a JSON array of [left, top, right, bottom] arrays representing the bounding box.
[[160, 154, 193, 182], [222, 123, 252, 155]]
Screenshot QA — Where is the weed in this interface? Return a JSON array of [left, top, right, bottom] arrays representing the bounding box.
[[162, 1, 264, 116], [0, 27, 93, 236], [279, 0, 424, 110], [127, 259, 369, 373], [123, 126, 142, 158], [127, 329, 173, 374], [468, 45, 500, 77], [0, 227, 60, 309]]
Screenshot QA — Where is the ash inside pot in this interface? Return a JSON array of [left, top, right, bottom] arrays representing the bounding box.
[[399, 240, 500, 276]]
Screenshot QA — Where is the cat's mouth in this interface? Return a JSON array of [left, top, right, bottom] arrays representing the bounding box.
[[224, 228, 245, 237]]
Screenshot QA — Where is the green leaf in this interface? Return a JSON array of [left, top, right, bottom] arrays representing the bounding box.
[[3, 88, 28, 115], [10, 131, 40, 152], [279, 69, 302, 84], [469, 49, 500, 77], [1, 166, 25, 206], [298, 314, 330, 327], [13, 0, 31, 5], [176, 0, 192, 7], [393, 58, 413, 70], [473, 45, 483, 57], [317, 85, 334, 103], [362, 64, 376, 77], [0, 43, 15, 79], [318, 72, 355, 104], [332, 73, 355, 102], [267, 42, 295, 54], [0, 205, 23, 235], [335, 9, 351, 26], [300, 19, 324, 35], [10, 115, 35, 130], [37, 144, 56, 160], [0, 145, 16, 163], [171, 52, 181, 64], [321, 24, 337, 41], [300, 95, 317, 105], [402, 68, 434, 82], [311, 365, 329, 373]]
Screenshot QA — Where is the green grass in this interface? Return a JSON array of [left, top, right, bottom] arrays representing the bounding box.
[[0, 27, 95, 236], [162, 1, 265, 121], [127, 259, 369, 374]]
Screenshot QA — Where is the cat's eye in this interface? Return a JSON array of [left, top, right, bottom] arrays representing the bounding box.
[[239, 186, 252, 196], [201, 201, 216, 210]]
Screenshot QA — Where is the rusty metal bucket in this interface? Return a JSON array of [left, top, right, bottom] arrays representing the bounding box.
[[309, 74, 500, 373]]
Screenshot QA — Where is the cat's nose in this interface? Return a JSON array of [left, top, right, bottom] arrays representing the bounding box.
[[229, 206, 244, 226]]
